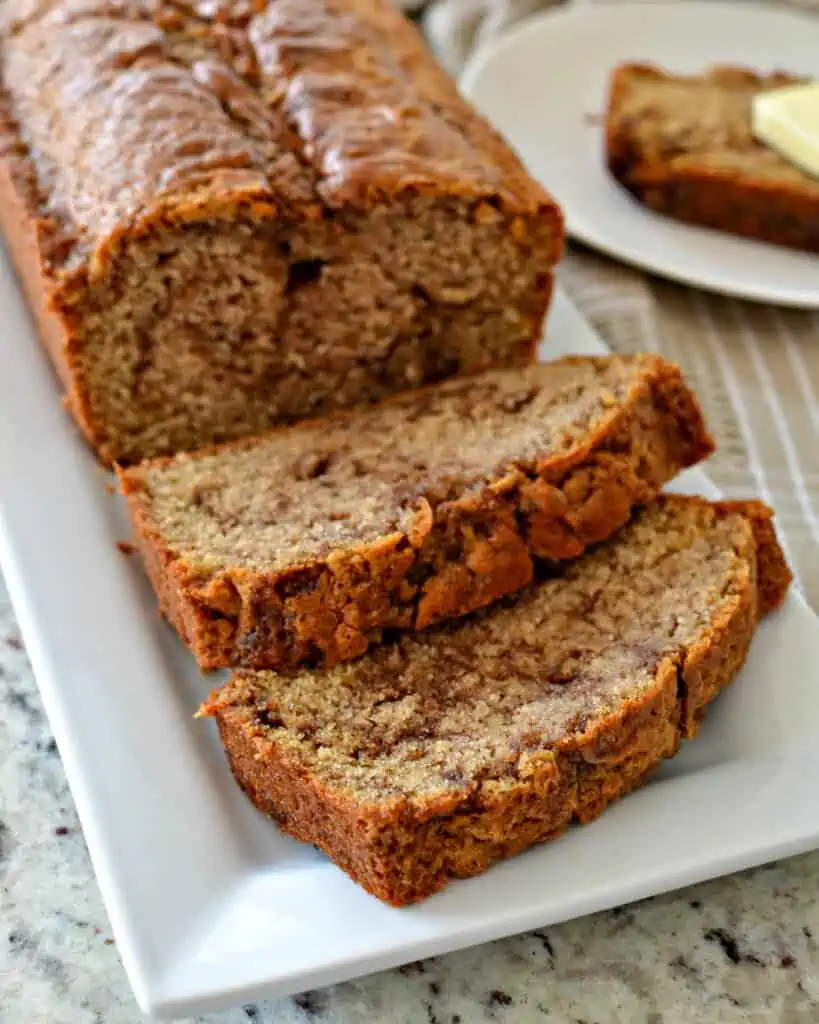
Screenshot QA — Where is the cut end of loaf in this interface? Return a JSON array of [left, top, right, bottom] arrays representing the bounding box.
[[1, 0, 565, 464], [60, 195, 558, 465]]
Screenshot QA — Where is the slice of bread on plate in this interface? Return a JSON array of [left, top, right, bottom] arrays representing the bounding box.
[[202, 496, 791, 905], [120, 355, 712, 671], [606, 63, 819, 251]]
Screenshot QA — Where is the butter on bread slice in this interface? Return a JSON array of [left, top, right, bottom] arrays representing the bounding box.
[[754, 81, 819, 179]]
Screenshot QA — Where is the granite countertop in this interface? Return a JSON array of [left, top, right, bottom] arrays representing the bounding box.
[[2, 574, 818, 1024]]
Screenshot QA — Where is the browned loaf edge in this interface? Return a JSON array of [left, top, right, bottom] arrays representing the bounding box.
[[119, 356, 714, 671], [203, 497, 792, 906], [203, 497, 791, 905], [0, 0, 562, 466], [605, 63, 819, 252]]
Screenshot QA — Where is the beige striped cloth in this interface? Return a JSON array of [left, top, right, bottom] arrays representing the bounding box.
[[415, 0, 819, 612]]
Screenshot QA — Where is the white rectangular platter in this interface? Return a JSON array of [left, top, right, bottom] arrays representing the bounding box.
[[2, 254, 819, 1018]]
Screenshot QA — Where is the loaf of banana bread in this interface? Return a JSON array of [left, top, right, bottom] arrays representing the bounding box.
[[120, 354, 713, 671], [0, 0, 562, 465], [202, 496, 792, 905], [606, 63, 819, 251]]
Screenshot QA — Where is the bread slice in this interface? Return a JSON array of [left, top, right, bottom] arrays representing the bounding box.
[[0, 0, 561, 465], [605, 63, 819, 251], [120, 355, 713, 671], [201, 496, 792, 905]]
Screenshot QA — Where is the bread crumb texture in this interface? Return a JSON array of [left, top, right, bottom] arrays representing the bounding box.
[[0, 0, 561, 463], [204, 496, 791, 904], [121, 354, 713, 669]]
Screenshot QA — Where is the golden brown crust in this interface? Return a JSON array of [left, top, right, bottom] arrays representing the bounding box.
[[0, 84, 94, 436], [208, 496, 791, 905], [214, 669, 681, 905], [120, 355, 714, 671], [0, 0, 562, 464], [250, 0, 555, 210], [4, 0, 554, 265], [605, 63, 819, 252], [713, 499, 792, 617]]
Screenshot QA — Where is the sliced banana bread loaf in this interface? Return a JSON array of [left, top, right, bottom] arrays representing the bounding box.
[[202, 496, 791, 905], [0, 0, 562, 465], [120, 354, 713, 671], [606, 63, 819, 251]]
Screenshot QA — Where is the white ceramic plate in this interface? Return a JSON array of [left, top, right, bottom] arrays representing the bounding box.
[[3, 255, 819, 1019], [461, 1, 819, 307]]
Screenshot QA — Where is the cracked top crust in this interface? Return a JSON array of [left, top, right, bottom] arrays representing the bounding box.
[[0, 0, 555, 277]]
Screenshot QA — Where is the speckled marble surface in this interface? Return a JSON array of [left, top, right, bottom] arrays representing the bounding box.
[[2, 569, 819, 1024]]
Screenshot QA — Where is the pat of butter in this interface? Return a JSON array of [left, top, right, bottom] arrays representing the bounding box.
[[753, 82, 819, 178]]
